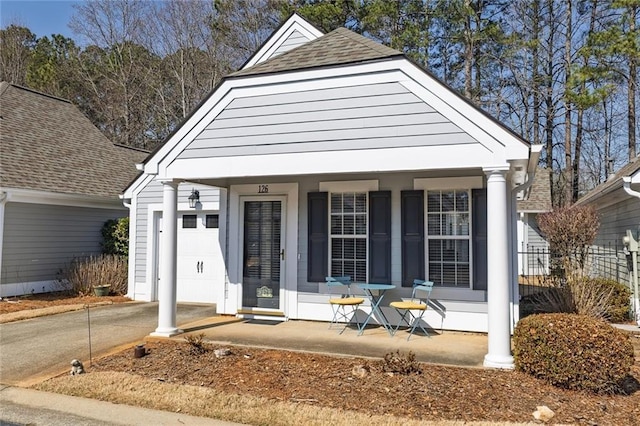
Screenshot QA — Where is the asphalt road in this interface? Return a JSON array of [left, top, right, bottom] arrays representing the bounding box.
[[0, 302, 214, 386]]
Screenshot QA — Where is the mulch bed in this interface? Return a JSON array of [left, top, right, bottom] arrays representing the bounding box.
[[0, 292, 129, 314], [90, 339, 640, 425]]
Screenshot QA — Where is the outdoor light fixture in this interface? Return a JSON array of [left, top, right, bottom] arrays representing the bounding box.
[[188, 188, 200, 208]]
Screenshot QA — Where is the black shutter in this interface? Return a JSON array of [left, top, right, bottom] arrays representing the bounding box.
[[472, 188, 487, 291], [401, 190, 424, 287], [369, 191, 391, 283], [307, 192, 328, 282]]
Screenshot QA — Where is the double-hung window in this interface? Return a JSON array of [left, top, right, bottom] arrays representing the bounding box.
[[307, 180, 385, 284], [330, 192, 367, 282], [426, 190, 470, 287]]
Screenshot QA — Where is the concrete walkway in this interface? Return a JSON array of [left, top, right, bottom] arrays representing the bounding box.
[[0, 385, 243, 426]]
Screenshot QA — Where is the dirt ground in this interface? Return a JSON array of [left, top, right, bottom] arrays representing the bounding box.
[[0, 292, 129, 315], [8, 293, 640, 425]]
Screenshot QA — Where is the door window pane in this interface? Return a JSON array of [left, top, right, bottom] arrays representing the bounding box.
[[182, 215, 197, 229], [205, 214, 219, 228]]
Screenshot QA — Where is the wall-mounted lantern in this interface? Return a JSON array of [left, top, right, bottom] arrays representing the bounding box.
[[188, 188, 200, 208]]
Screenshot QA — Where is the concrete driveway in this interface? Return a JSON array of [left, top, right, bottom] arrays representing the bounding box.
[[0, 302, 214, 386]]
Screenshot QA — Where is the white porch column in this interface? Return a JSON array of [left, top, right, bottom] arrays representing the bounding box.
[[483, 167, 514, 369], [151, 180, 182, 337]]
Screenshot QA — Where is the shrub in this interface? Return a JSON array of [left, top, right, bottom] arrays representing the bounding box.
[[593, 278, 632, 323], [513, 313, 634, 394], [526, 277, 631, 322], [537, 205, 599, 277], [101, 217, 129, 257], [57, 254, 128, 296], [381, 350, 421, 375], [184, 333, 209, 356]]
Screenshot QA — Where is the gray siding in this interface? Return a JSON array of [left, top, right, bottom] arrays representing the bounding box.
[[1, 202, 126, 284], [594, 198, 640, 247], [271, 30, 310, 57], [133, 181, 221, 283], [180, 82, 476, 160], [590, 197, 640, 286], [526, 214, 547, 250]]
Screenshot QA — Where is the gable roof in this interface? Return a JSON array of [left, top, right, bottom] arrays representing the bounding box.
[[231, 27, 402, 78], [131, 15, 532, 190], [517, 167, 552, 212], [0, 82, 147, 199], [576, 155, 640, 205], [241, 12, 324, 69]]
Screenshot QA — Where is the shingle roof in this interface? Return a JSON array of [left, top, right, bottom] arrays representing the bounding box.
[[231, 27, 402, 77], [0, 82, 148, 198], [517, 167, 552, 212], [576, 155, 640, 205]]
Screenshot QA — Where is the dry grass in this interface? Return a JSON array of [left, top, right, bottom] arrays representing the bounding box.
[[35, 372, 542, 426]]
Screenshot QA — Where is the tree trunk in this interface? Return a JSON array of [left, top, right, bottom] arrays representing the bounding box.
[[563, 0, 573, 206], [628, 3, 638, 161]]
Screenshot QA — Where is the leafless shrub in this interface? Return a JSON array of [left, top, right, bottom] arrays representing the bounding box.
[[184, 333, 209, 356], [537, 205, 599, 277], [57, 255, 128, 296], [381, 350, 421, 375], [531, 276, 615, 320]]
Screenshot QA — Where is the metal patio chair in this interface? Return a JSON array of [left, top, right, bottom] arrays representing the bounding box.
[[390, 279, 434, 340], [326, 276, 364, 334]]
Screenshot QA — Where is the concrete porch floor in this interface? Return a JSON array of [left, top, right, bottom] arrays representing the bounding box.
[[154, 316, 489, 368]]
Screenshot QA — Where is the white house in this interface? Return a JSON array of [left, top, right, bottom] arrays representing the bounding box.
[[123, 14, 541, 369], [0, 82, 147, 297]]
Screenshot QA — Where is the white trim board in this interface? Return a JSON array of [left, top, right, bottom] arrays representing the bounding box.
[[242, 13, 323, 69], [137, 59, 529, 182]]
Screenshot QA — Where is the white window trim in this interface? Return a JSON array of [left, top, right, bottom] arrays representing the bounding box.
[[319, 180, 379, 193], [320, 180, 378, 283], [414, 177, 483, 293], [414, 176, 483, 191]]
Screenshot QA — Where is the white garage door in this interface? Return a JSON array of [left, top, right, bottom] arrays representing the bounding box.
[[175, 212, 224, 303]]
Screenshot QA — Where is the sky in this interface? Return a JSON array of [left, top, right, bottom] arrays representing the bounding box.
[[1, 0, 84, 39]]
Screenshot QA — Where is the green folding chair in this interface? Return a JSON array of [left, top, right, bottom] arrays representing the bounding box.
[[390, 279, 434, 340], [326, 276, 364, 334]]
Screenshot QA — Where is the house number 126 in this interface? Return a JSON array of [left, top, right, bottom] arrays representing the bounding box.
[[258, 185, 269, 193]]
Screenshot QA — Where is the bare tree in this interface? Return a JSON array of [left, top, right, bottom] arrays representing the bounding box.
[[0, 25, 36, 85]]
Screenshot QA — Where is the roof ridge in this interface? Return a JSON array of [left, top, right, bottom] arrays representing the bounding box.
[[231, 25, 401, 78], [0, 82, 72, 104], [333, 27, 399, 55]]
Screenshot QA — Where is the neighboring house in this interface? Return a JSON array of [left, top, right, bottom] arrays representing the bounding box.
[[0, 82, 147, 297], [576, 156, 640, 288], [123, 14, 541, 368], [516, 167, 552, 276]]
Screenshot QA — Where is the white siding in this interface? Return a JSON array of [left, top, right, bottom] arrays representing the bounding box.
[[1, 202, 126, 288], [270, 30, 311, 57], [133, 180, 221, 284], [179, 82, 476, 160]]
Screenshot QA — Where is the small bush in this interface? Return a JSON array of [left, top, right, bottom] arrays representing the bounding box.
[[184, 333, 209, 356], [57, 254, 128, 296], [594, 278, 632, 323], [513, 313, 634, 394], [381, 350, 421, 375], [526, 277, 631, 322], [101, 217, 129, 257]]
